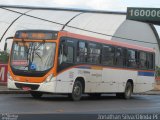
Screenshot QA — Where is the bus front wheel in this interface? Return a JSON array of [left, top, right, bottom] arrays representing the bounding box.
[[69, 81, 82, 101], [30, 91, 43, 99]]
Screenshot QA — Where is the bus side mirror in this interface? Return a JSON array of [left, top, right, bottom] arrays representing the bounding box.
[[4, 37, 14, 52], [4, 42, 7, 52]]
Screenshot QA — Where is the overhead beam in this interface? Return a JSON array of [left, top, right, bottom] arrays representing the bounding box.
[[0, 5, 126, 15]]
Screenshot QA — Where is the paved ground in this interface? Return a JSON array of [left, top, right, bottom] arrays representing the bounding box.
[[0, 94, 160, 114], [1, 85, 160, 119]]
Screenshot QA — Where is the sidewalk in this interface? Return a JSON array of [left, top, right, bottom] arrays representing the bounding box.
[[0, 84, 29, 94], [0, 84, 160, 95], [140, 90, 160, 95]]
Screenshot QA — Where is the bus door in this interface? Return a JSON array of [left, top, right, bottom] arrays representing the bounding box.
[[56, 38, 76, 92], [100, 45, 118, 92], [84, 42, 102, 92]]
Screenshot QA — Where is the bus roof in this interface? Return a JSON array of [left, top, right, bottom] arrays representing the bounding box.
[[59, 31, 154, 53]]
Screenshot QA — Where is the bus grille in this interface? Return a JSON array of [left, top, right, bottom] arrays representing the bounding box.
[[15, 83, 40, 90]]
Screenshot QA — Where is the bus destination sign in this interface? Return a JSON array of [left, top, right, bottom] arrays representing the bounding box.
[[15, 30, 58, 40], [127, 7, 160, 25]]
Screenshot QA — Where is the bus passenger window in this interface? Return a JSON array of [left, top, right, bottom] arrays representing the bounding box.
[[77, 41, 87, 63], [115, 47, 125, 66], [127, 50, 137, 68], [87, 43, 101, 64], [147, 53, 154, 69], [102, 46, 115, 66], [139, 52, 147, 69]]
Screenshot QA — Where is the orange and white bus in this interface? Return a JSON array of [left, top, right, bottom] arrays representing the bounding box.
[[7, 30, 155, 101]]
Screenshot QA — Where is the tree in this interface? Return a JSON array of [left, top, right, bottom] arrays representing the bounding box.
[[0, 51, 9, 64]]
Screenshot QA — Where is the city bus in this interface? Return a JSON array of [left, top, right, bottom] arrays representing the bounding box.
[[7, 30, 155, 101]]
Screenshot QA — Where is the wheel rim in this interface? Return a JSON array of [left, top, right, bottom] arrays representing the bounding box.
[[73, 83, 81, 97]]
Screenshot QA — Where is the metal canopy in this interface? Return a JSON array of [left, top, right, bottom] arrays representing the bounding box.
[[0, 5, 160, 65], [0, 5, 126, 47], [0, 5, 126, 15]]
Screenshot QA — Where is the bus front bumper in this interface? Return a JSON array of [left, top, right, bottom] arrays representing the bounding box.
[[7, 77, 57, 93]]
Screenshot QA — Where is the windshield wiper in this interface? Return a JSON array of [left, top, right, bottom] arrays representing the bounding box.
[[16, 40, 46, 71], [18, 39, 30, 70], [31, 40, 45, 65]]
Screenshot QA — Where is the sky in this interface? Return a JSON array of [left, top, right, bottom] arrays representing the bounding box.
[[0, 0, 160, 12]]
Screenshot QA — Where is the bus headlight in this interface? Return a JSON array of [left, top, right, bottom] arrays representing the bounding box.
[[45, 74, 54, 82]]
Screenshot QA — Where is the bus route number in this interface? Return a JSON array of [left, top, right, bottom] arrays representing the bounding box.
[[130, 9, 160, 18]]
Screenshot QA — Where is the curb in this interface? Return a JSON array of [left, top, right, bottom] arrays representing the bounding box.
[[0, 89, 29, 94], [135, 91, 160, 95], [0, 84, 29, 94]]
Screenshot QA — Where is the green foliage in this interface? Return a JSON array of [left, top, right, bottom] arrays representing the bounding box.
[[156, 66, 160, 77], [0, 51, 9, 64]]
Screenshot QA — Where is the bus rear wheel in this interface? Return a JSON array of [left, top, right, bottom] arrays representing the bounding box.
[[30, 91, 43, 99], [69, 81, 82, 101], [116, 82, 133, 99]]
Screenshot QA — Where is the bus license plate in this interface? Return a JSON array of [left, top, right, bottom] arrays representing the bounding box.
[[22, 87, 31, 91]]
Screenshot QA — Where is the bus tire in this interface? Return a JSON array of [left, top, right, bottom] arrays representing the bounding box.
[[30, 91, 43, 99], [69, 81, 82, 101], [123, 82, 133, 99]]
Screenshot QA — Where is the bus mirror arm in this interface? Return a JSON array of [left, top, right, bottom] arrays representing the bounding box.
[[4, 37, 14, 52]]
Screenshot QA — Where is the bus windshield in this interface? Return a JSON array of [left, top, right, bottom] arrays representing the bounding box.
[[10, 41, 56, 72]]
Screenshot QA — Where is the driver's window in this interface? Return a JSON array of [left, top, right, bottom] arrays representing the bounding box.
[[59, 39, 74, 65], [59, 43, 67, 64]]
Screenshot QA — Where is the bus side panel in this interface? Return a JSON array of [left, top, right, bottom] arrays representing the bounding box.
[[56, 68, 90, 93], [56, 69, 75, 93], [83, 67, 102, 93], [55, 67, 155, 94], [100, 68, 137, 93], [134, 75, 155, 93], [56, 67, 102, 93], [78, 68, 97, 93]]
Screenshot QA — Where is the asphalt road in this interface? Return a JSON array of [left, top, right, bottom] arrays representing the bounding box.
[[0, 94, 160, 114]]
